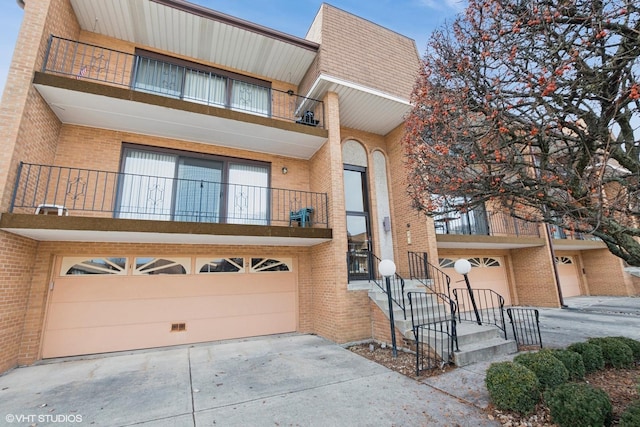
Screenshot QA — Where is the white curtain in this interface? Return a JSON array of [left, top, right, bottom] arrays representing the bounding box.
[[227, 163, 268, 225], [134, 58, 183, 98], [118, 150, 176, 220], [183, 70, 226, 106], [231, 81, 270, 116]]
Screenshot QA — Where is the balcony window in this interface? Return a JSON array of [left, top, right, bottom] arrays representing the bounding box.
[[133, 50, 271, 116], [117, 146, 269, 224]]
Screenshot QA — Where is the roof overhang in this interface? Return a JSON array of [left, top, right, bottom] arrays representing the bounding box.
[[436, 234, 546, 249], [0, 214, 332, 247], [551, 239, 607, 251], [33, 73, 327, 159], [69, 0, 318, 85], [306, 74, 412, 136]]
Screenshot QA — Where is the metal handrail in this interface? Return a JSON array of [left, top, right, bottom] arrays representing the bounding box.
[[42, 35, 324, 128], [434, 209, 540, 237], [408, 251, 451, 298], [506, 308, 543, 350], [452, 288, 507, 339], [408, 291, 459, 375], [11, 162, 328, 227], [369, 252, 406, 319]]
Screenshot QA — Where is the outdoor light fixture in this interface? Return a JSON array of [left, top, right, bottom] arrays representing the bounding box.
[[454, 259, 482, 325], [379, 259, 398, 357], [281, 167, 288, 175]]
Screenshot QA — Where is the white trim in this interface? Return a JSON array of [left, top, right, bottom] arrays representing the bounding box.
[[304, 73, 411, 106]]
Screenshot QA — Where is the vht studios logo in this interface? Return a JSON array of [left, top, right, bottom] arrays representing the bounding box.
[[6, 413, 83, 423]]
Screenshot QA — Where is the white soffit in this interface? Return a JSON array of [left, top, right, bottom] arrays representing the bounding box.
[[308, 75, 412, 136], [69, 0, 318, 85], [34, 84, 326, 160], [2, 228, 330, 247]]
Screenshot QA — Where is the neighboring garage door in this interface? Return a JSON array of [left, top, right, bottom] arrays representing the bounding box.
[[42, 256, 296, 358], [439, 256, 512, 306], [556, 256, 582, 297]]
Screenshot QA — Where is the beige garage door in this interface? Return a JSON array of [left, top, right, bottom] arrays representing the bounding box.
[[556, 256, 582, 298], [440, 256, 512, 306], [42, 256, 297, 358]]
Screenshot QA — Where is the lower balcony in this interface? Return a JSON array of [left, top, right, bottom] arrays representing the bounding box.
[[3, 163, 332, 246]]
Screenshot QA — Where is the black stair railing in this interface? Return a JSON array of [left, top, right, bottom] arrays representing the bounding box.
[[408, 291, 459, 375], [408, 251, 451, 299], [506, 308, 543, 350], [452, 288, 507, 339], [369, 252, 407, 319]]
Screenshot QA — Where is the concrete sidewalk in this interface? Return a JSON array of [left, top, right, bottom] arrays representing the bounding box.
[[0, 334, 497, 427]]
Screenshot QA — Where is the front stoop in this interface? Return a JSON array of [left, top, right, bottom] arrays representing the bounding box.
[[369, 286, 518, 367], [451, 323, 518, 367]]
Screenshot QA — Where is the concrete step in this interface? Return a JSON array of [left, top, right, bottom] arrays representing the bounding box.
[[454, 323, 505, 347], [452, 337, 518, 367]]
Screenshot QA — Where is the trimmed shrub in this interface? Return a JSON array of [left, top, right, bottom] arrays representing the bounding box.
[[550, 349, 585, 380], [588, 337, 634, 369], [485, 361, 540, 414], [567, 342, 605, 373], [514, 349, 569, 390], [614, 336, 640, 362], [620, 400, 640, 427], [545, 383, 612, 427]]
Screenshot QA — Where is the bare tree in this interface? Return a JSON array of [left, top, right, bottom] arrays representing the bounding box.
[[404, 0, 640, 265]]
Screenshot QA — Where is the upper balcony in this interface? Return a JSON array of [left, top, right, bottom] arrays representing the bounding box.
[[435, 209, 544, 249], [33, 36, 328, 159], [2, 163, 331, 246]]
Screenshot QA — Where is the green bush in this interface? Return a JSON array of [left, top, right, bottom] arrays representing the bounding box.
[[485, 361, 540, 414], [588, 337, 634, 369], [545, 383, 613, 427], [514, 349, 569, 390], [613, 336, 640, 362], [550, 349, 585, 380], [567, 342, 605, 373], [620, 400, 640, 427]]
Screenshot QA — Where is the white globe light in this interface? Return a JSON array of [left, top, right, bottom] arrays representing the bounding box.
[[378, 259, 396, 277], [454, 258, 472, 275]]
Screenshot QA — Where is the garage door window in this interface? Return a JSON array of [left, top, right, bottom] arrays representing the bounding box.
[[134, 257, 190, 275], [197, 258, 244, 273], [62, 257, 128, 275], [250, 258, 291, 272], [439, 257, 501, 268]]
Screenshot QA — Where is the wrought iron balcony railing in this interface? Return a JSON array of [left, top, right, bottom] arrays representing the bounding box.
[[42, 36, 324, 128], [549, 225, 600, 241], [11, 163, 328, 228], [434, 209, 540, 237]]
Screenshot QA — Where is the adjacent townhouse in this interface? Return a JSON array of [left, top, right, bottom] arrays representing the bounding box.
[[0, 0, 637, 374]]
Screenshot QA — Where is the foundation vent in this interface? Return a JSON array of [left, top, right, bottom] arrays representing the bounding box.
[[170, 323, 186, 332]]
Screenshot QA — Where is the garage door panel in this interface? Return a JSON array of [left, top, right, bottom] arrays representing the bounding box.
[[557, 256, 581, 297], [42, 310, 296, 359], [43, 256, 298, 358], [441, 256, 512, 306], [52, 274, 295, 302], [46, 291, 296, 330]]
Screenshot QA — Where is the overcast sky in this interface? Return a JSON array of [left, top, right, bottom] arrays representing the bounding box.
[[0, 0, 466, 97]]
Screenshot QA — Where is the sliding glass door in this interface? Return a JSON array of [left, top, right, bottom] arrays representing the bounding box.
[[174, 158, 223, 223], [118, 147, 269, 224]]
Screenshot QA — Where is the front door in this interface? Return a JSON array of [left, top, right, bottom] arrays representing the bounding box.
[[344, 165, 372, 280]]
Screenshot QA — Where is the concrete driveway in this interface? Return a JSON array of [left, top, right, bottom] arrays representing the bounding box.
[[0, 334, 496, 427], [2, 296, 639, 427]]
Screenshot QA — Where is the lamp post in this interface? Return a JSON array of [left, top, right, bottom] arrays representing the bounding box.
[[454, 259, 482, 325], [379, 259, 398, 358]]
